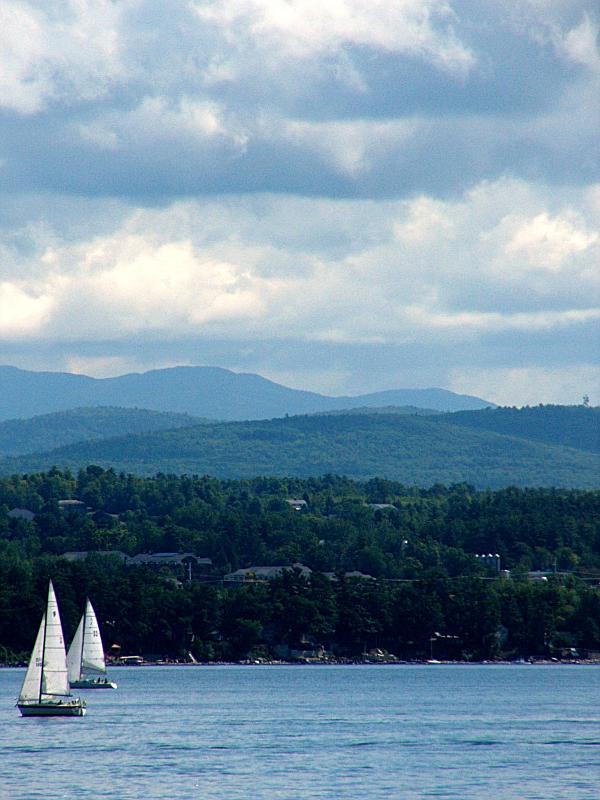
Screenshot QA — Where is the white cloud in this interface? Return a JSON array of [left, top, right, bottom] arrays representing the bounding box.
[[2, 179, 598, 350], [0, 0, 127, 114], [37, 235, 274, 339], [193, 0, 475, 75], [76, 96, 248, 152], [449, 365, 600, 407], [0, 1, 598, 406], [393, 196, 455, 244], [0, 282, 54, 336], [556, 13, 600, 72], [282, 118, 421, 178], [404, 305, 600, 333], [503, 212, 598, 270]]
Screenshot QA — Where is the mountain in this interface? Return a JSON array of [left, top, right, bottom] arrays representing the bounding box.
[[1, 410, 597, 489], [0, 365, 493, 422], [333, 388, 492, 413], [0, 407, 204, 457], [0, 404, 433, 457]]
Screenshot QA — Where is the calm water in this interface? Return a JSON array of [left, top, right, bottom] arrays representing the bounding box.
[[0, 664, 599, 799]]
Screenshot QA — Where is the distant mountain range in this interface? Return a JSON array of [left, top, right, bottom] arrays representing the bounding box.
[[0, 404, 597, 489], [0, 365, 493, 422]]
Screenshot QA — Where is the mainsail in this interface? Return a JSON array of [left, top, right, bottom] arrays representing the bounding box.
[[18, 615, 46, 703], [67, 600, 107, 683]]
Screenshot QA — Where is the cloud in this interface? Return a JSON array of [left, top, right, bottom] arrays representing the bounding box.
[[193, 0, 475, 74], [1, 1, 598, 201], [503, 212, 598, 270], [0, 281, 54, 335], [1, 179, 598, 352], [0, 0, 126, 114], [551, 12, 600, 72], [449, 364, 600, 407], [32, 235, 276, 340], [1, 1, 599, 405], [76, 96, 248, 153], [65, 354, 191, 378]]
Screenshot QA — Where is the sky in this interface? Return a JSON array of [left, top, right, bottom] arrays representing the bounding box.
[[0, 0, 599, 406]]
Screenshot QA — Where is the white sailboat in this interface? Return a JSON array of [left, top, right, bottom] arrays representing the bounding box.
[[67, 599, 117, 689], [17, 581, 86, 717]]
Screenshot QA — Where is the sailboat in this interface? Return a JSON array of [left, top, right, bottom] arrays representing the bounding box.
[[17, 581, 86, 717], [67, 599, 117, 689]]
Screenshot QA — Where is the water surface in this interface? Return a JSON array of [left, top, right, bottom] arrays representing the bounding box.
[[1, 664, 599, 799]]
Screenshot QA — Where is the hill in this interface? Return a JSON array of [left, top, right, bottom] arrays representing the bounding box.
[[313, 405, 441, 416], [0, 365, 493, 421], [437, 405, 600, 454], [0, 407, 204, 457], [1, 411, 597, 489]]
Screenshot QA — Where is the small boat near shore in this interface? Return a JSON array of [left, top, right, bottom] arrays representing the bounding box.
[[67, 599, 117, 689], [17, 581, 86, 717]]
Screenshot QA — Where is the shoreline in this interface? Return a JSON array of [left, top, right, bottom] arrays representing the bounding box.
[[4, 658, 600, 668]]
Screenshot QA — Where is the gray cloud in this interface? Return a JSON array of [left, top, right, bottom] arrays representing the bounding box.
[[1, 1, 598, 200], [0, 0, 598, 404]]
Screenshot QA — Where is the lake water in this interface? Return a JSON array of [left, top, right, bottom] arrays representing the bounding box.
[[1, 664, 599, 799]]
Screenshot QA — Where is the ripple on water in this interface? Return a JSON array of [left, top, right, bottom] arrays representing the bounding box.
[[1, 664, 600, 800]]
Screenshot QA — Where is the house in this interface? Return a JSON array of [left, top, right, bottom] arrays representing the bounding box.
[[366, 503, 397, 511], [117, 655, 144, 665], [58, 499, 87, 514], [224, 563, 312, 584], [89, 510, 120, 524], [527, 570, 552, 582], [286, 498, 307, 511], [59, 550, 212, 579], [126, 553, 212, 579], [323, 570, 375, 581]]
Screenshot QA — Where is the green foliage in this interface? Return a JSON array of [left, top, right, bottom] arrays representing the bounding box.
[[1, 407, 598, 488], [442, 405, 600, 454], [0, 407, 204, 457], [0, 469, 599, 661]]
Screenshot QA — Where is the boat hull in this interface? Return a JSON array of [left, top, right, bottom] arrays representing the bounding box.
[[71, 678, 117, 689], [18, 700, 86, 717]]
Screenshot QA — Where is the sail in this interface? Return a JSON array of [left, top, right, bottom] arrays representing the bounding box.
[[40, 581, 70, 698], [67, 616, 84, 683], [19, 581, 70, 702], [18, 614, 46, 702], [81, 600, 107, 675]]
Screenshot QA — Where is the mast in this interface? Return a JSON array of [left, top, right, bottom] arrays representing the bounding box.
[[39, 588, 50, 703], [79, 600, 87, 680]]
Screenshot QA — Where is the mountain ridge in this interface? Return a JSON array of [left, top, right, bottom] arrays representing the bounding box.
[[1, 408, 597, 489], [0, 364, 493, 421], [0, 406, 205, 457]]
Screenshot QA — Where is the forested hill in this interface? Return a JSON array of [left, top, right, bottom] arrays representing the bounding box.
[[0, 365, 492, 421], [1, 411, 598, 489], [0, 407, 205, 457], [1, 471, 600, 662], [439, 405, 600, 454]]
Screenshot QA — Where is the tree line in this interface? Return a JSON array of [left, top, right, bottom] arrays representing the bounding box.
[[1, 467, 599, 662]]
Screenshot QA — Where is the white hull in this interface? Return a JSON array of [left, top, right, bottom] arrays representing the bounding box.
[[71, 677, 117, 689]]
